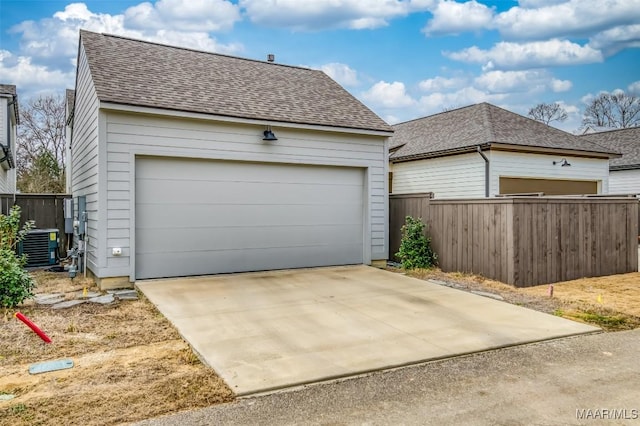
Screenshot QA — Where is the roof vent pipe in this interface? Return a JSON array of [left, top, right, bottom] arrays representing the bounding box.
[[267, 54, 275, 63]]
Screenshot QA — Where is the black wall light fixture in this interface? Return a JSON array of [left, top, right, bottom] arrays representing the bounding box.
[[263, 126, 277, 141], [553, 158, 571, 167]]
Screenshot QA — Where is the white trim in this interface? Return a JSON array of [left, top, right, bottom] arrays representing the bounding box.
[[125, 145, 374, 169], [100, 102, 393, 137]]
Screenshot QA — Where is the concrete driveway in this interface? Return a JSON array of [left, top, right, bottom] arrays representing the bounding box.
[[137, 266, 598, 395]]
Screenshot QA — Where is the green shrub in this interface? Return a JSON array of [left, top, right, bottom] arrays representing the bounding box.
[[0, 206, 35, 308], [396, 216, 437, 270]]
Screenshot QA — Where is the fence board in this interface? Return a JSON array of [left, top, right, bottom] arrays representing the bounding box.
[[1, 193, 71, 257], [390, 195, 639, 287]]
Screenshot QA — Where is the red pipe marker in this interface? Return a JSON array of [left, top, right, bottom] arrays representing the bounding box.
[[15, 312, 52, 343]]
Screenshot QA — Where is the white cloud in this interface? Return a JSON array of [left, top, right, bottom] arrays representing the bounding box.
[[494, 0, 640, 40], [446, 39, 603, 70], [361, 81, 416, 108], [5, 2, 244, 100], [10, 2, 242, 64], [418, 86, 507, 114], [474, 70, 544, 93], [423, 0, 495, 36], [418, 76, 467, 92], [517, 0, 567, 7], [239, 0, 433, 31], [588, 24, 640, 55], [124, 0, 241, 32], [551, 79, 572, 92], [628, 80, 640, 95], [472, 70, 571, 94], [320, 63, 360, 86], [0, 50, 74, 94]]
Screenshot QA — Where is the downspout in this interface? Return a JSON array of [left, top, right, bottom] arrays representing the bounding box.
[[476, 146, 489, 197]]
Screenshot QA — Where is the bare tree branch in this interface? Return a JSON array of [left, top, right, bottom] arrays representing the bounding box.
[[582, 91, 640, 130], [528, 103, 568, 125], [16, 94, 66, 193]]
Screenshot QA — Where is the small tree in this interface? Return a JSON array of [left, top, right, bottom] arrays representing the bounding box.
[[17, 94, 66, 193], [528, 102, 568, 125], [396, 216, 437, 269], [0, 206, 35, 308], [582, 91, 640, 129]]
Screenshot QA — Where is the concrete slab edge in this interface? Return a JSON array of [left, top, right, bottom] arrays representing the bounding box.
[[235, 329, 603, 398]]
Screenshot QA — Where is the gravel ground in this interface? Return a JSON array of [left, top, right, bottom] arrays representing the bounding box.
[[134, 329, 640, 426]]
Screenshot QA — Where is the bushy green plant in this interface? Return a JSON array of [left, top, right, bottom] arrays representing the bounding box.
[[396, 216, 437, 270], [0, 206, 35, 308]]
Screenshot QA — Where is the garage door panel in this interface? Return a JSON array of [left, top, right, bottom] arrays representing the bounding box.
[[135, 157, 365, 279], [136, 203, 363, 229], [136, 242, 363, 279], [141, 158, 362, 184], [499, 177, 598, 195], [137, 225, 364, 253], [136, 179, 362, 205]]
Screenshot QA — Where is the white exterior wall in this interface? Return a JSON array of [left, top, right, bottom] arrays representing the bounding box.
[[65, 103, 73, 193], [70, 44, 101, 272], [0, 96, 17, 193], [391, 153, 485, 198], [609, 169, 640, 194], [101, 109, 388, 280], [0, 98, 8, 192], [489, 151, 610, 196]]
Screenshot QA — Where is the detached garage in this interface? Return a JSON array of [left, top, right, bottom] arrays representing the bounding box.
[[390, 103, 619, 198], [68, 31, 392, 288], [135, 158, 365, 279]]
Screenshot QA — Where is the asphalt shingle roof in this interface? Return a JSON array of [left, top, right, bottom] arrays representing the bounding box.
[[0, 84, 17, 96], [390, 103, 617, 161], [0, 84, 19, 124], [580, 127, 640, 169], [80, 31, 392, 133]]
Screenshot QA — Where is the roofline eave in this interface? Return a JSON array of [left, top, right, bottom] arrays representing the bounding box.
[[99, 101, 394, 137], [390, 142, 619, 163], [610, 164, 640, 171]]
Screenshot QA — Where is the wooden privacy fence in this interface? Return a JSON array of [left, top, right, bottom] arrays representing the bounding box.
[[390, 194, 639, 287], [1, 193, 71, 255]]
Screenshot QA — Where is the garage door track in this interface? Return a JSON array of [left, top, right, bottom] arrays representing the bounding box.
[[137, 266, 598, 395]]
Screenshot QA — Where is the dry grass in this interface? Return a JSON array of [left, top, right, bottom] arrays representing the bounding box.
[[0, 271, 233, 426], [397, 268, 640, 331]]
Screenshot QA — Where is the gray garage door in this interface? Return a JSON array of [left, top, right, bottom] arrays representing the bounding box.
[[135, 157, 364, 279]]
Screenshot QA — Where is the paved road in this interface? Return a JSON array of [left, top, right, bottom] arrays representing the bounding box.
[[135, 330, 640, 426]]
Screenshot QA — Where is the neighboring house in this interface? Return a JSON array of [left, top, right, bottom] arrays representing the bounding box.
[[0, 84, 18, 194], [65, 89, 75, 194], [389, 103, 620, 198], [69, 30, 393, 288], [580, 127, 640, 195]]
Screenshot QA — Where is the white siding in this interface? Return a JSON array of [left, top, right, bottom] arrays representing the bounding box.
[[391, 153, 485, 198], [609, 169, 640, 194], [0, 96, 17, 193], [70, 44, 101, 273], [103, 110, 387, 280], [489, 151, 610, 196], [0, 98, 8, 193], [65, 103, 73, 193]]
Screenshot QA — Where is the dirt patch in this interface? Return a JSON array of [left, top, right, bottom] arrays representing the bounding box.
[[395, 268, 640, 331], [0, 271, 233, 426]]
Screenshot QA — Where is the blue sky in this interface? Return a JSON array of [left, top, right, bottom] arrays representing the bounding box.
[[1, 0, 639, 133]]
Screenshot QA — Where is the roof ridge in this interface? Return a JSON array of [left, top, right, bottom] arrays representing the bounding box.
[[580, 126, 640, 136], [81, 30, 322, 74], [481, 102, 495, 142]]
